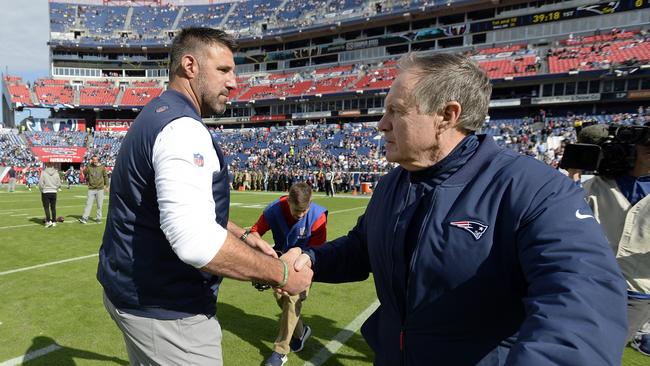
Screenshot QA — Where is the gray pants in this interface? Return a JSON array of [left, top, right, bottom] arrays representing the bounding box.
[[627, 297, 650, 343], [103, 293, 223, 366], [82, 189, 104, 221], [7, 178, 16, 192]]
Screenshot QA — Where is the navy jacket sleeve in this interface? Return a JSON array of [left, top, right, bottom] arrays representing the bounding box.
[[309, 213, 372, 283], [506, 174, 628, 365]]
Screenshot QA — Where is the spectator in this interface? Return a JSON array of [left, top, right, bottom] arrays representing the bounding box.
[[7, 166, 16, 192], [79, 154, 108, 224], [38, 162, 61, 228]]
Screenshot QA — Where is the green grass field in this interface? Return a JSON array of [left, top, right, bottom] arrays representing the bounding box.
[[0, 187, 646, 365]]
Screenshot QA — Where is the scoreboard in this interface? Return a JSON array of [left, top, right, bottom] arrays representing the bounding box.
[[471, 0, 650, 32]]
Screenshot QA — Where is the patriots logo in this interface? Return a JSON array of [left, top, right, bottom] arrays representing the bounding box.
[[193, 153, 204, 167], [450, 220, 488, 240]]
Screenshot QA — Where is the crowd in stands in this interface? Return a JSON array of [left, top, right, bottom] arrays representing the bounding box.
[[132, 4, 179, 35], [0, 131, 38, 167], [10, 28, 650, 110], [78, 4, 128, 35], [24, 131, 86, 147], [225, 0, 282, 32], [46, 0, 455, 41], [548, 28, 650, 73], [2, 108, 650, 192], [84, 131, 125, 167], [177, 4, 229, 29]]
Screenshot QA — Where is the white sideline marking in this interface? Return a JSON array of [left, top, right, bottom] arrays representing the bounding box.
[[329, 207, 365, 214], [0, 220, 78, 230], [0, 344, 62, 366], [241, 204, 265, 209], [9, 214, 28, 217], [0, 254, 98, 276], [0, 196, 88, 204], [0, 205, 82, 214], [303, 299, 380, 366], [0, 223, 45, 230]]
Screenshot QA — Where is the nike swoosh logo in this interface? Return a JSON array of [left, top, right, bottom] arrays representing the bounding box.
[[575, 209, 594, 220]]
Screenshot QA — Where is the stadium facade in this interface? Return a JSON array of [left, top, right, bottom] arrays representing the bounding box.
[[1, 0, 650, 128]]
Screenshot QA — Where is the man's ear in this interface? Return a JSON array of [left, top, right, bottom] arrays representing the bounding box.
[[180, 54, 200, 80], [435, 101, 462, 134], [442, 101, 462, 126]]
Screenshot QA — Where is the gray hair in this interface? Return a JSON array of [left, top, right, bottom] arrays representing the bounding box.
[[398, 53, 492, 132], [169, 27, 237, 80]]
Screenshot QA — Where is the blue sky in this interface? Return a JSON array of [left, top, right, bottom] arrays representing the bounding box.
[[0, 0, 51, 122]]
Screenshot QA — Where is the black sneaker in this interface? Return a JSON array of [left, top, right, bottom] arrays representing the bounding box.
[[631, 335, 650, 356], [289, 325, 311, 353]]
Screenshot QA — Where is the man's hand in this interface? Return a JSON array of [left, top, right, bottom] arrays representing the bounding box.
[[104, 186, 109, 193], [246, 232, 277, 258], [277, 248, 313, 295], [566, 168, 582, 182], [294, 251, 312, 271]]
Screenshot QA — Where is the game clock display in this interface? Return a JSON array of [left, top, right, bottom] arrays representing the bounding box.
[[472, 0, 650, 32]]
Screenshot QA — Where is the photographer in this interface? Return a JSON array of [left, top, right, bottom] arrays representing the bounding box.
[[570, 123, 650, 354]]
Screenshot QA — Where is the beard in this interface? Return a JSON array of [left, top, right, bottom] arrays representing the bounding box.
[[197, 72, 229, 117]]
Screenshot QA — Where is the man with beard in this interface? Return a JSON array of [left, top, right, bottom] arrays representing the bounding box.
[[97, 28, 313, 365]]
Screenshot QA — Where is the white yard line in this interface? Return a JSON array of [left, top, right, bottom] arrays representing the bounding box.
[[0, 254, 98, 276], [329, 207, 366, 214], [303, 299, 380, 366], [0, 344, 62, 366], [0, 205, 83, 214], [0, 220, 79, 230]]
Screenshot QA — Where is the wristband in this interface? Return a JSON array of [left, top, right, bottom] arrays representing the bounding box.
[[239, 229, 251, 243], [277, 259, 289, 288]]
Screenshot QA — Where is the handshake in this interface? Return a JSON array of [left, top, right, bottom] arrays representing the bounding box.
[[252, 248, 313, 296]]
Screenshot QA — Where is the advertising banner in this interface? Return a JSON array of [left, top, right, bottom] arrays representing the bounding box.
[[96, 119, 133, 132], [32, 147, 87, 163]]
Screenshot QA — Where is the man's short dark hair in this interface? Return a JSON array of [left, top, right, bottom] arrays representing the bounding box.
[[288, 183, 312, 210], [169, 28, 237, 80]]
